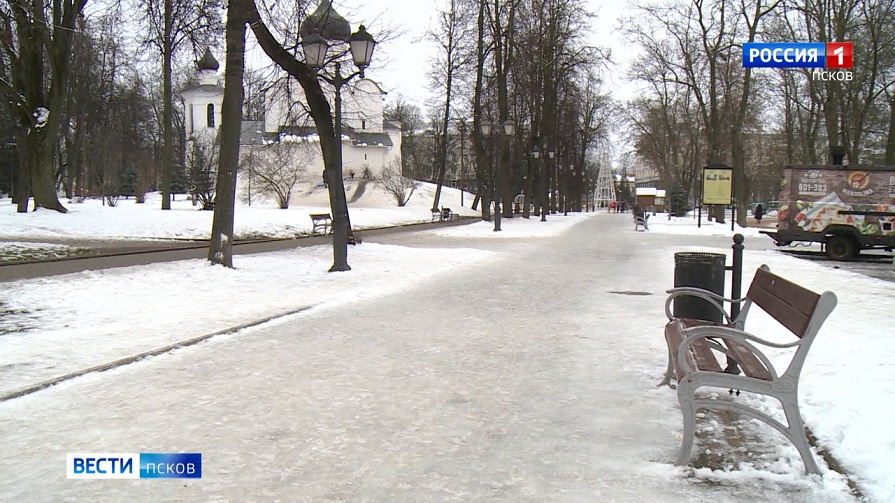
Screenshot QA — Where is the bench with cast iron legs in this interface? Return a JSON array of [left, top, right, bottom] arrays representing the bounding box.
[[309, 213, 333, 235], [661, 265, 837, 475], [634, 213, 650, 231]]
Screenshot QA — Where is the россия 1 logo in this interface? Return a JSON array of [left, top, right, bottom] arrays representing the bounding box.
[[742, 42, 853, 81]]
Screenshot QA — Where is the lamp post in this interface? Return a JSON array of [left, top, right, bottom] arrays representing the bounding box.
[[458, 118, 467, 207], [480, 121, 496, 229], [247, 137, 255, 206], [480, 119, 514, 232], [547, 149, 555, 215], [532, 146, 544, 221], [300, 2, 375, 272], [563, 163, 569, 216]]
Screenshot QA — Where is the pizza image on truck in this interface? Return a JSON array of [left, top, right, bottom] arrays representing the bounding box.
[[761, 165, 895, 260]]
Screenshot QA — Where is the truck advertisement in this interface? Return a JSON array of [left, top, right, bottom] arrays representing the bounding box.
[[765, 165, 895, 260]]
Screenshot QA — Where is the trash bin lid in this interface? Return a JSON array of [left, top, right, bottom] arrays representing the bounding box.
[[674, 252, 726, 264]]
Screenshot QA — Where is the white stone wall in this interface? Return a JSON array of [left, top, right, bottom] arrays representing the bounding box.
[[183, 70, 402, 207]]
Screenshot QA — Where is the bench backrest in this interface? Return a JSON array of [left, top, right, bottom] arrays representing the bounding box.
[[747, 267, 820, 338], [745, 265, 838, 379]]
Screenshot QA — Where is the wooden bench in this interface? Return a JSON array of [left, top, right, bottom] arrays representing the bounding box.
[[431, 207, 459, 222], [634, 213, 650, 231], [309, 213, 332, 235], [441, 207, 459, 221], [661, 265, 837, 474]]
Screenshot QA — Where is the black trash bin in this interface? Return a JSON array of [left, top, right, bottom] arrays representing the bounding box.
[[673, 252, 726, 323]]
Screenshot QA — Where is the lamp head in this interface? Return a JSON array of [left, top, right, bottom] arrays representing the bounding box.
[[349, 25, 376, 73], [301, 30, 328, 69], [502, 119, 515, 136]]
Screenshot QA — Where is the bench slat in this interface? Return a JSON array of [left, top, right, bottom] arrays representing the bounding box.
[[309, 213, 332, 234], [667, 319, 772, 381], [747, 268, 819, 337], [665, 320, 723, 380], [723, 339, 772, 381]]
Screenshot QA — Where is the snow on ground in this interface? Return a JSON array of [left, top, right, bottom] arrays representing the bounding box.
[[0, 179, 480, 241], [1, 187, 894, 501]]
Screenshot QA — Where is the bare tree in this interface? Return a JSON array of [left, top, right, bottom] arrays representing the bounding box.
[[139, 0, 223, 210], [0, 0, 91, 213], [187, 134, 218, 210], [242, 139, 313, 208], [246, 0, 360, 272], [206, 0, 246, 267], [385, 98, 427, 178], [376, 157, 418, 206], [428, 0, 474, 211]]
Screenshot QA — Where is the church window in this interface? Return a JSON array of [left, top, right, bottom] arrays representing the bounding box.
[[207, 104, 215, 128]]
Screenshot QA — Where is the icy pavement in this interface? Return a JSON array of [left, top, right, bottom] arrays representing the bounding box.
[[0, 214, 863, 501]]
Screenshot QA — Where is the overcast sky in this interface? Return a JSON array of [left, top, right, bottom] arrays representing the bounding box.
[[322, 0, 640, 110]]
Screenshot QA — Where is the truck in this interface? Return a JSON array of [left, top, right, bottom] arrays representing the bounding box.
[[761, 165, 895, 260]]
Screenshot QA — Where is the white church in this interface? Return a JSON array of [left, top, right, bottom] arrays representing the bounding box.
[[180, 48, 403, 204]]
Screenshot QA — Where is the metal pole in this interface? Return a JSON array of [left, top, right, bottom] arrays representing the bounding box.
[[724, 233, 745, 375], [329, 62, 351, 271], [459, 121, 465, 207], [494, 131, 502, 232], [563, 164, 569, 216], [730, 233, 744, 319], [247, 142, 252, 206]]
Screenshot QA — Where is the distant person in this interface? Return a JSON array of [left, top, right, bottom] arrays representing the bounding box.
[[754, 203, 764, 223]]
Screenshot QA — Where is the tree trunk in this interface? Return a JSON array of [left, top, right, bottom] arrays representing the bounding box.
[[207, 0, 247, 267], [886, 93, 895, 166], [161, 0, 174, 210], [14, 137, 30, 212], [472, 0, 490, 222], [246, 1, 350, 271], [27, 128, 67, 212]]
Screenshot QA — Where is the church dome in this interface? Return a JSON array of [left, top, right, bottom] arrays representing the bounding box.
[[299, 0, 351, 41], [198, 48, 219, 71]]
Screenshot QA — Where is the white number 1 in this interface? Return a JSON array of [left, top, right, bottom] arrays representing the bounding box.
[[834, 46, 844, 65]]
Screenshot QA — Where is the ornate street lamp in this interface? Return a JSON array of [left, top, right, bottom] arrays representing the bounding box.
[[458, 118, 468, 207], [547, 149, 555, 214], [563, 163, 570, 216], [532, 146, 545, 222], [479, 121, 495, 227], [478, 119, 513, 231], [300, 0, 376, 272]]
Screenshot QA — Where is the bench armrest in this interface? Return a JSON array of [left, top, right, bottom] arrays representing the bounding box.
[[677, 325, 802, 379], [664, 287, 747, 324]]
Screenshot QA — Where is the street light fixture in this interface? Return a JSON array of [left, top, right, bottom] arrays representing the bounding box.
[[300, 0, 376, 271], [479, 119, 514, 231]]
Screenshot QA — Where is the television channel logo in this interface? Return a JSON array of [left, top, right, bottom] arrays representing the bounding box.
[[742, 42, 853, 81], [67, 452, 201, 479]]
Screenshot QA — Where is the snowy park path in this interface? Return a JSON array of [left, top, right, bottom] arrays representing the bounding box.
[[0, 213, 857, 502]]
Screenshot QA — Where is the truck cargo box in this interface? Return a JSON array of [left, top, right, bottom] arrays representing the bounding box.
[[764, 165, 895, 260]]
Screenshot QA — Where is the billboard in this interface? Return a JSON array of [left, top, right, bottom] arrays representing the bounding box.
[[702, 166, 733, 205]]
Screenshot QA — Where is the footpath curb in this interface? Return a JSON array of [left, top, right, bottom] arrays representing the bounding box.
[[0, 304, 316, 403]]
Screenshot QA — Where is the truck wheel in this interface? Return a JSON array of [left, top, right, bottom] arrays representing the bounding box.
[[826, 235, 856, 260]]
